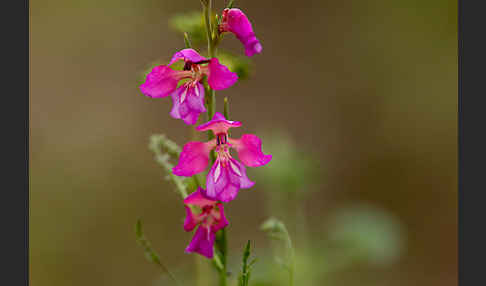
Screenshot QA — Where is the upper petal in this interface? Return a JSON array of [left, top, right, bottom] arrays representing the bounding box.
[[196, 112, 241, 135], [184, 187, 218, 208], [169, 48, 207, 65], [207, 58, 238, 90], [173, 141, 215, 177], [139, 65, 183, 98], [220, 8, 262, 57], [170, 83, 206, 125], [229, 134, 272, 167], [185, 226, 215, 258]]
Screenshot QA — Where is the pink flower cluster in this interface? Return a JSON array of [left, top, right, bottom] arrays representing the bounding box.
[[140, 8, 262, 126], [140, 49, 238, 125], [178, 111, 271, 258], [141, 7, 267, 259]]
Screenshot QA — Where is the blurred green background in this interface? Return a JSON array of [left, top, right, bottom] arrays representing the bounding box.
[[30, 0, 457, 285]]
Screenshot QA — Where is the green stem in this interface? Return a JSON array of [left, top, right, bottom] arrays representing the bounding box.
[[223, 97, 229, 119], [206, 89, 216, 127], [193, 174, 202, 188], [217, 228, 228, 286], [203, 0, 216, 120], [202, 1, 227, 286], [203, 2, 213, 57], [203, 0, 216, 137], [203, 0, 217, 156]]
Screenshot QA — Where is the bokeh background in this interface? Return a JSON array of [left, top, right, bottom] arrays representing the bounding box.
[[30, 0, 457, 285]]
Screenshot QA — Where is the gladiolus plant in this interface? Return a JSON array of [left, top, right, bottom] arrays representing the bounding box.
[[137, 1, 276, 286]]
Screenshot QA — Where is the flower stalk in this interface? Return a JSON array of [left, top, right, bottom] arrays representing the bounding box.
[[203, 1, 227, 285], [203, 0, 216, 121], [140, 1, 267, 285]]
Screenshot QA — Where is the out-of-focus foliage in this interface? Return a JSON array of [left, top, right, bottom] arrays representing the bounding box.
[[149, 134, 203, 196], [149, 134, 189, 198], [261, 217, 289, 240], [261, 217, 294, 285], [218, 51, 252, 80], [325, 204, 406, 267], [149, 134, 181, 158], [255, 131, 320, 194], [169, 11, 206, 48]]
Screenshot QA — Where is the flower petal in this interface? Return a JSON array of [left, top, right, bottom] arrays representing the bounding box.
[[207, 58, 238, 90], [204, 158, 254, 202], [183, 205, 198, 232], [185, 226, 215, 258], [173, 141, 215, 177], [230, 134, 272, 167], [211, 203, 229, 232], [220, 8, 262, 57], [196, 112, 241, 135], [234, 159, 255, 189], [170, 82, 206, 125], [184, 188, 217, 208], [205, 161, 239, 202], [169, 48, 207, 65], [140, 65, 183, 98]]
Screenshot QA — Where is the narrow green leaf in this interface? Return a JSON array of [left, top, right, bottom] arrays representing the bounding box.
[[223, 97, 230, 119], [213, 252, 224, 271], [239, 240, 255, 286], [184, 32, 192, 48], [135, 219, 181, 285], [242, 240, 251, 269]]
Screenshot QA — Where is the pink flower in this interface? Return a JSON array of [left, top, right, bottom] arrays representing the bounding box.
[[183, 188, 229, 258], [219, 8, 262, 57], [173, 112, 272, 202], [140, 49, 238, 125]]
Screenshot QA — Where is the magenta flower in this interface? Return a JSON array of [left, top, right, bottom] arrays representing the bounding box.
[[173, 112, 272, 202], [183, 188, 229, 258], [139, 49, 238, 125], [219, 8, 262, 57]]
